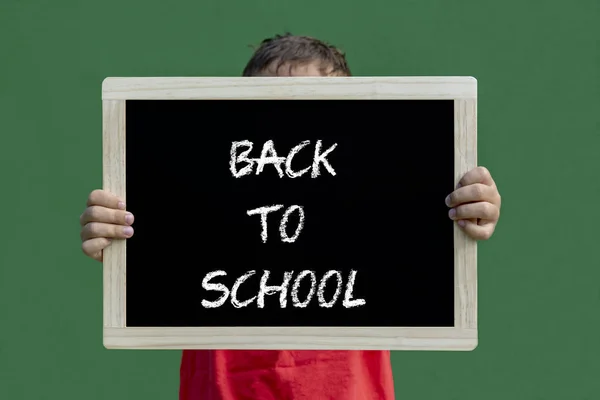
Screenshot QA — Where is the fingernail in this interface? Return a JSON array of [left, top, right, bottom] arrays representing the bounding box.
[[118, 201, 126, 210], [458, 220, 466, 227], [445, 195, 451, 207], [125, 212, 134, 225], [448, 208, 456, 218], [123, 227, 134, 237]]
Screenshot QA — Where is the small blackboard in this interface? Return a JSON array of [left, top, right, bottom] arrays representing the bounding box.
[[102, 77, 477, 350]]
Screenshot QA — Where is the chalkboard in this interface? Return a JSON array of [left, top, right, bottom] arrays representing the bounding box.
[[102, 77, 478, 350]]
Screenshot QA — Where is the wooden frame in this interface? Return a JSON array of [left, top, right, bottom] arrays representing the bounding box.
[[102, 77, 477, 350]]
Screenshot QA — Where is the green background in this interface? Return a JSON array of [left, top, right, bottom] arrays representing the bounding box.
[[1, 0, 598, 398]]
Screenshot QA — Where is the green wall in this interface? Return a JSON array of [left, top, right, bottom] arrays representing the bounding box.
[[1, 0, 598, 398]]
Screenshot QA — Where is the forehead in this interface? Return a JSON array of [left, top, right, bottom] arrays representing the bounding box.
[[261, 61, 327, 77]]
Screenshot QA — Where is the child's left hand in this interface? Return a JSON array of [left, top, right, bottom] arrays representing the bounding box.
[[445, 166, 501, 240]]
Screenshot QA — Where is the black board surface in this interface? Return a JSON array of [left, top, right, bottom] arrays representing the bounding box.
[[125, 99, 454, 327]]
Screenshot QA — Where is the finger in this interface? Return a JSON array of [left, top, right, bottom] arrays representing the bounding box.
[[80, 222, 134, 241], [449, 202, 499, 222], [80, 206, 134, 227], [445, 184, 497, 207], [457, 166, 495, 188], [87, 189, 126, 210], [81, 238, 112, 261], [457, 219, 496, 241]]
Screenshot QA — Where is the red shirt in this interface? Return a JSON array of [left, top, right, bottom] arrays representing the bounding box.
[[180, 350, 395, 400]]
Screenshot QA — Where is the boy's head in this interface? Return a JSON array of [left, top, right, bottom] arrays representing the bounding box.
[[242, 33, 351, 77]]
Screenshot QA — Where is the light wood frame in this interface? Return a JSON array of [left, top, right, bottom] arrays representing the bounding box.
[[102, 77, 477, 350]]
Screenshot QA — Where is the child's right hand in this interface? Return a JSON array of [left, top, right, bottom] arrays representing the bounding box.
[[79, 190, 135, 262]]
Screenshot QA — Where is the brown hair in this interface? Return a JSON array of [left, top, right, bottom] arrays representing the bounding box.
[[242, 33, 352, 77]]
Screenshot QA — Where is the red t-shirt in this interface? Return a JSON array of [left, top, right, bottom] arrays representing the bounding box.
[[180, 350, 395, 400]]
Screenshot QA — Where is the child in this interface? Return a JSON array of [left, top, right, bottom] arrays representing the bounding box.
[[80, 34, 502, 400]]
